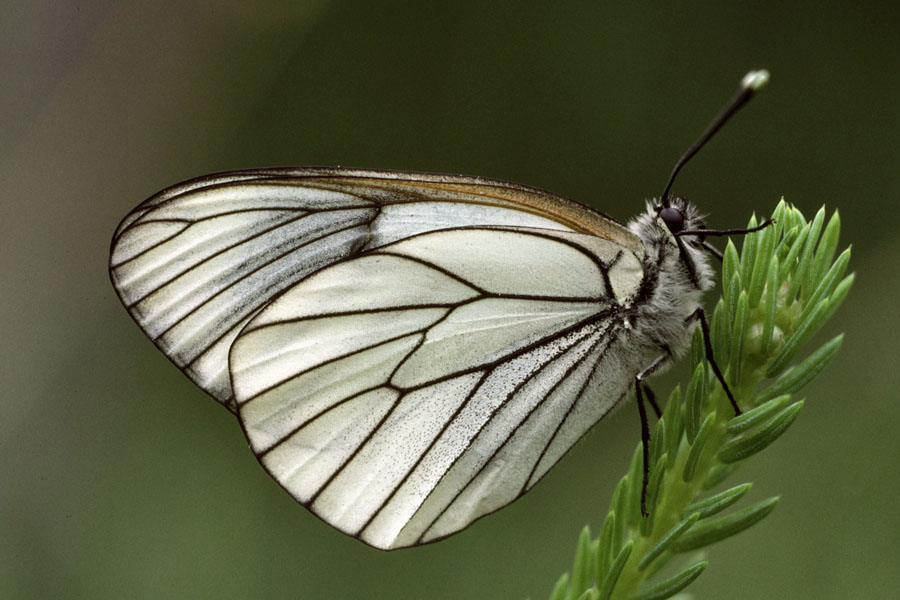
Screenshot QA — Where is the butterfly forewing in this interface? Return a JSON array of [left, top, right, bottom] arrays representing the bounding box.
[[230, 226, 645, 549], [109, 168, 634, 411]]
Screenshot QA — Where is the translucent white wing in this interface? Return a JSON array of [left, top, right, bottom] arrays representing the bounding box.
[[109, 168, 638, 411], [230, 226, 646, 549]]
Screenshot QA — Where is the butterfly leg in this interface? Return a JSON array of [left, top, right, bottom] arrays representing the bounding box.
[[635, 352, 669, 516], [642, 383, 662, 418], [688, 307, 742, 416], [700, 240, 724, 261]]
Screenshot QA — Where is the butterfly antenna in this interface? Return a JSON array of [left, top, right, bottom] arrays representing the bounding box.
[[660, 70, 770, 207]]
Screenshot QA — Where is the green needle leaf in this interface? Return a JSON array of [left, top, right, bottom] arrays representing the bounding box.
[[722, 240, 740, 293], [779, 222, 808, 280], [639, 513, 701, 570], [801, 207, 826, 298], [597, 542, 632, 600], [684, 483, 753, 519], [819, 273, 854, 325], [611, 481, 627, 552], [771, 199, 787, 240], [685, 363, 706, 442], [729, 291, 749, 386], [549, 574, 570, 600], [726, 272, 742, 327], [574, 589, 598, 600], [740, 214, 759, 284], [719, 401, 803, 463], [757, 336, 843, 403], [798, 247, 851, 325], [786, 208, 824, 303], [625, 443, 644, 529], [748, 217, 776, 308], [570, 527, 594, 599], [598, 511, 617, 576], [633, 561, 708, 600], [663, 386, 684, 466], [650, 419, 667, 470], [671, 497, 780, 552], [728, 395, 791, 433], [690, 326, 704, 370], [683, 412, 716, 482], [760, 254, 780, 355], [711, 297, 729, 365], [642, 455, 668, 535], [809, 210, 841, 291]]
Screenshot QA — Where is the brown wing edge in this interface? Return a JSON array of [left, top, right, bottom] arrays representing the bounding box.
[[110, 166, 641, 255]]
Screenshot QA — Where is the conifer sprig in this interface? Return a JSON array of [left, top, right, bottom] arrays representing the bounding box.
[[548, 201, 852, 600]]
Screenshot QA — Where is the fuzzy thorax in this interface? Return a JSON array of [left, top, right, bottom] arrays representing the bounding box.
[[625, 197, 715, 362]]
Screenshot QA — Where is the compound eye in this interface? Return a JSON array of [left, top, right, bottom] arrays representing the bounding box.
[[659, 206, 685, 233]]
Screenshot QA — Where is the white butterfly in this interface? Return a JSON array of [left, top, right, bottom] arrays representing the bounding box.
[[110, 71, 769, 550]]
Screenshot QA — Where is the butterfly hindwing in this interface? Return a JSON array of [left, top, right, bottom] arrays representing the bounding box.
[[230, 226, 646, 549]]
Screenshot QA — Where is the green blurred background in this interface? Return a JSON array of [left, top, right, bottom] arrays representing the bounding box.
[[3, 2, 898, 598]]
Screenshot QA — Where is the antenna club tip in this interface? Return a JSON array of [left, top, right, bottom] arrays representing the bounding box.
[[741, 69, 770, 91]]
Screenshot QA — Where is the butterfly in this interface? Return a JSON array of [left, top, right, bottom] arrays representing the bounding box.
[[109, 70, 769, 550]]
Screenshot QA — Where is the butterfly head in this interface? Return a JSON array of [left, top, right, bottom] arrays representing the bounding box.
[[630, 196, 707, 247], [656, 196, 707, 245], [629, 196, 714, 293], [662, 197, 714, 291]]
